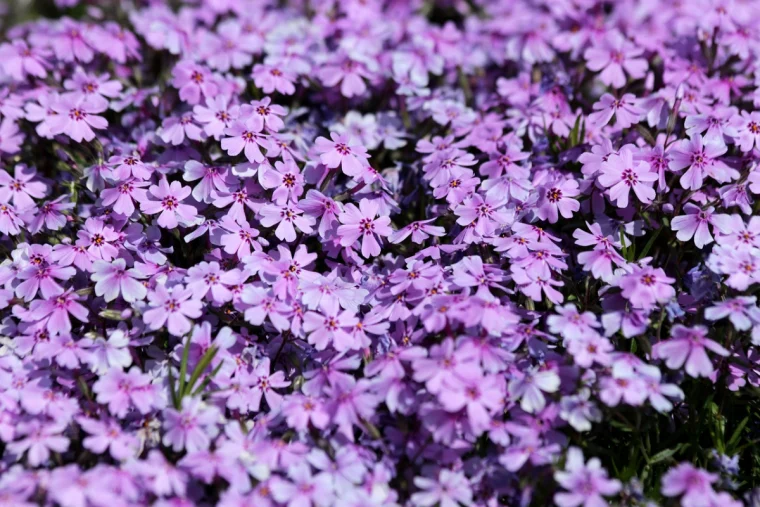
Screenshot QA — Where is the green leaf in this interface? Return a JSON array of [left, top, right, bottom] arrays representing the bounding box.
[[183, 346, 219, 397], [178, 336, 191, 399], [638, 226, 663, 260], [648, 447, 679, 465], [727, 417, 749, 452], [192, 360, 225, 397], [168, 363, 179, 409]]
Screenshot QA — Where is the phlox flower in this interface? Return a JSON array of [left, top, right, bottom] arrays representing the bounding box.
[[140, 178, 197, 229], [49, 94, 107, 143], [336, 198, 392, 258], [653, 325, 729, 378], [598, 145, 657, 208], [554, 447, 621, 507], [143, 283, 203, 337]]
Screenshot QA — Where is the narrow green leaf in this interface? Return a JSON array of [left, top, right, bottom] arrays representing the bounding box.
[[192, 360, 225, 397], [648, 447, 678, 465], [727, 417, 749, 451], [168, 363, 179, 409], [184, 346, 219, 396], [638, 226, 663, 260], [178, 336, 191, 399]]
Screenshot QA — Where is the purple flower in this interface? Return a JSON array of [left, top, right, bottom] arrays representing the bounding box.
[[49, 94, 108, 143], [0, 40, 49, 80], [91, 258, 147, 303], [671, 204, 727, 249], [619, 265, 676, 310], [258, 202, 315, 242], [270, 463, 334, 507], [92, 366, 158, 417], [29, 289, 89, 334], [140, 178, 197, 229], [411, 469, 473, 507], [221, 118, 271, 163], [143, 283, 203, 336], [554, 447, 621, 507], [661, 463, 718, 507], [163, 397, 220, 453], [584, 31, 647, 88], [653, 325, 729, 378], [172, 61, 219, 105], [78, 416, 138, 460], [336, 198, 392, 258], [536, 178, 580, 223], [7, 420, 69, 467], [598, 145, 657, 208], [588, 93, 643, 129], [314, 133, 369, 179]]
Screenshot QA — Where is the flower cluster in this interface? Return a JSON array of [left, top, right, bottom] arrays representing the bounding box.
[[0, 0, 759, 506]]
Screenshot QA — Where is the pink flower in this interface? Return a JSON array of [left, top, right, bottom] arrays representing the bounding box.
[[388, 219, 446, 244], [258, 202, 315, 242], [259, 160, 305, 204], [0, 40, 49, 80], [314, 132, 369, 179], [172, 61, 219, 105], [92, 367, 159, 417], [271, 464, 334, 507], [183, 161, 234, 203], [669, 134, 730, 190], [91, 258, 147, 303], [318, 54, 373, 97], [243, 97, 287, 132], [100, 178, 149, 216], [299, 189, 342, 238], [336, 198, 393, 258], [219, 216, 261, 258], [653, 325, 729, 378], [588, 93, 643, 129], [252, 64, 297, 95], [598, 145, 657, 208], [140, 178, 197, 229], [248, 357, 291, 411], [411, 469, 473, 507], [440, 373, 504, 434], [661, 463, 718, 506], [78, 417, 138, 461], [240, 286, 291, 331], [671, 204, 729, 249], [0, 118, 22, 154], [554, 447, 622, 507], [49, 95, 108, 143], [29, 289, 89, 334], [584, 32, 647, 88], [7, 420, 69, 467], [619, 265, 676, 310], [159, 113, 204, 145], [536, 178, 580, 223], [15, 261, 75, 302], [186, 261, 240, 304], [512, 267, 564, 304], [221, 118, 271, 163], [108, 153, 152, 181], [193, 95, 238, 139], [0, 202, 24, 235], [303, 309, 359, 351], [143, 283, 203, 337], [731, 110, 760, 152], [163, 398, 220, 452], [63, 67, 122, 110], [455, 193, 511, 238]]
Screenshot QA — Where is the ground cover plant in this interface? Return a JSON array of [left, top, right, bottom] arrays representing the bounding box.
[[0, 0, 759, 505]]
